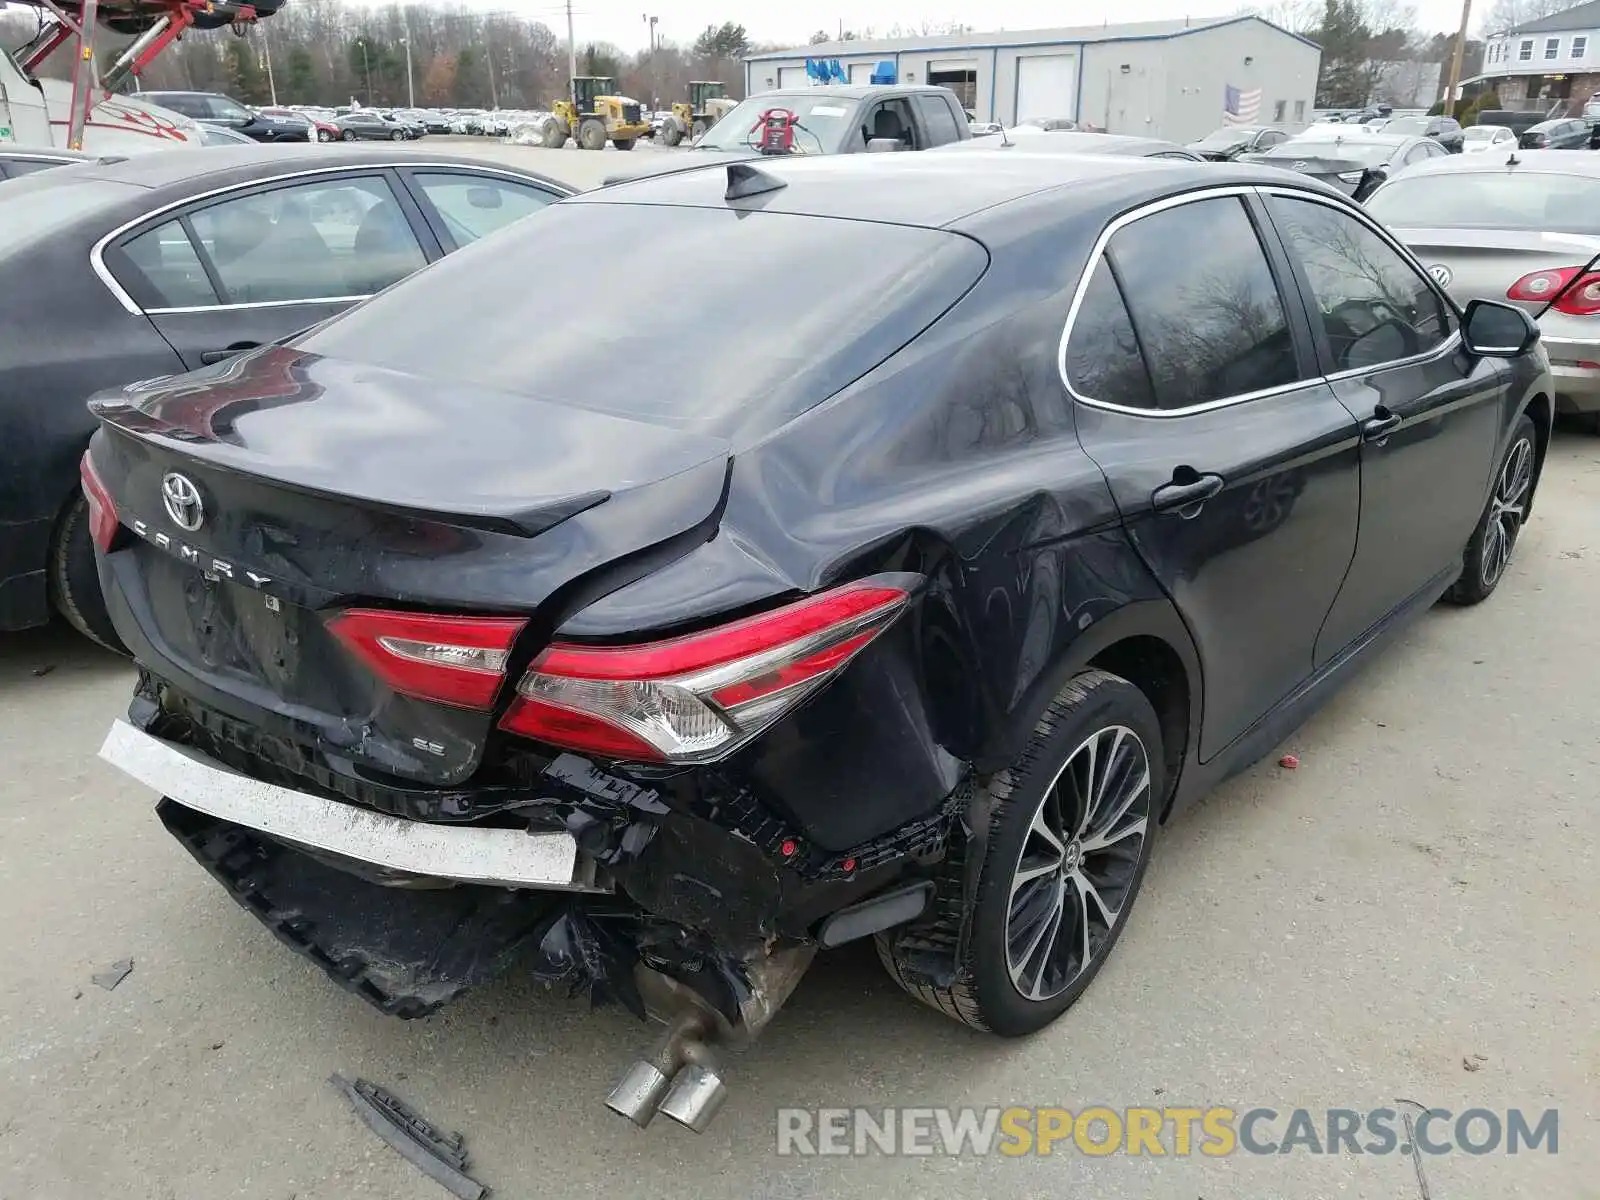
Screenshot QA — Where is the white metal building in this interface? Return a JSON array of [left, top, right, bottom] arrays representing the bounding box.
[[743, 17, 1322, 144]]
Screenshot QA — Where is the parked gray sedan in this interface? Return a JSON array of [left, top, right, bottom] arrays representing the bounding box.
[[1367, 150, 1600, 429]]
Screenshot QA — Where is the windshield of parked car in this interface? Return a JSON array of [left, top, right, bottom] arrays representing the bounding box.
[[0, 178, 136, 259], [691, 94, 855, 153], [297, 202, 989, 438], [1193, 129, 1252, 148], [1257, 138, 1395, 166], [1463, 125, 1507, 140], [1367, 171, 1600, 235]]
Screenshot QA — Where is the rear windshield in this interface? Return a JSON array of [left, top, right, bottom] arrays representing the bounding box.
[[693, 95, 859, 153], [0, 177, 137, 258], [1367, 171, 1600, 234], [297, 201, 988, 436]]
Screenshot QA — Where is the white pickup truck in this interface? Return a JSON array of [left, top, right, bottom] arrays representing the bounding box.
[[1, 43, 202, 154]]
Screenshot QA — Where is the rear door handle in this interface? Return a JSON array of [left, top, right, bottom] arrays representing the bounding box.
[[1152, 472, 1225, 517], [200, 342, 260, 365], [1362, 408, 1403, 445]]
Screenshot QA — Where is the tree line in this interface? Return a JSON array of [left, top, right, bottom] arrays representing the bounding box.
[[0, 4, 776, 110]]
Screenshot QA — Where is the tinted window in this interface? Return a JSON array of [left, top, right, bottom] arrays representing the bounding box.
[[1270, 196, 1449, 372], [186, 176, 425, 304], [1259, 130, 1287, 146], [1106, 197, 1299, 409], [207, 95, 254, 121], [914, 94, 962, 146], [1367, 170, 1600, 235], [3, 158, 64, 177], [1065, 258, 1156, 409], [149, 93, 205, 118], [411, 172, 558, 245], [121, 219, 218, 308], [298, 203, 988, 436]]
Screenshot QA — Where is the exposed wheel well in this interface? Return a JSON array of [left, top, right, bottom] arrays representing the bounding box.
[[1088, 636, 1191, 821], [1524, 393, 1551, 512]]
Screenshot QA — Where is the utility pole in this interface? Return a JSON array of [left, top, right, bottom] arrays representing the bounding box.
[[361, 41, 372, 105], [261, 25, 278, 106], [644, 14, 658, 107], [566, 0, 578, 106], [403, 11, 414, 109], [1444, 0, 1473, 116]]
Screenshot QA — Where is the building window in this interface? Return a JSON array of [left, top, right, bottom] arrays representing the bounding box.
[[1545, 37, 1561, 59], [1519, 38, 1534, 60], [1574, 35, 1588, 57], [1274, 99, 1286, 120], [1294, 99, 1306, 120]]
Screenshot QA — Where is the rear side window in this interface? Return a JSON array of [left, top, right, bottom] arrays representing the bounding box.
[[410, 172, 559, 246], [1065, 258, 1156, 409], [1103, 197, 1300, 409], [914, 94, 963, 147], [297, 201, 989, 436], [121, 219, 218, 308]]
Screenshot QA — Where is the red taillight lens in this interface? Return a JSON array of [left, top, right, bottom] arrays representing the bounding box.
[[1507, 266, 1600, 314], [498, 580, 913, 763], [326, 609, 527, 709], [79, 450, 119, 552]]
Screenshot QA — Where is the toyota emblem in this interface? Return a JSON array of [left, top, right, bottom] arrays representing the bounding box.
[[1428, 263, 1453, 287], [161, 472, 204, 532]]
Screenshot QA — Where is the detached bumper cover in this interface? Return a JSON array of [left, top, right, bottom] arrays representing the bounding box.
[[99, 719, 598, 890]]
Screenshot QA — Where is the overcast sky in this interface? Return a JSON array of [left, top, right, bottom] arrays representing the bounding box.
[[343, 0, 1469, 52]]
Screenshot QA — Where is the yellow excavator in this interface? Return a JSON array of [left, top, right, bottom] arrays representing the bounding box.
[[658, 81, 737, 146], [544, 76, 650, 151]]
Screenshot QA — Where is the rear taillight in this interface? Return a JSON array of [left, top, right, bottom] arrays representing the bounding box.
[[326, 609, 527, 709], [79, 450, 119, 552], [498, 579, 913, 763], [1508, 266, 1600, 315]]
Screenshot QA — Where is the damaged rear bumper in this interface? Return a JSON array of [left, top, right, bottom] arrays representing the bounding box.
[[100, 719, 603, 891]]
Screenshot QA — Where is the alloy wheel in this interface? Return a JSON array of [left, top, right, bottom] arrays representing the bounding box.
[[1481, 435, 1533, 589], [1004, 725, 1151, 1002]]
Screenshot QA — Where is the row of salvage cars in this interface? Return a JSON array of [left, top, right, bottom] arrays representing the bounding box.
[[0, 131, 1581, 1136]]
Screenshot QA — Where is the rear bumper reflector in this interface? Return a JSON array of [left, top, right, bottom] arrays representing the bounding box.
[[98, 719, 601, 891]]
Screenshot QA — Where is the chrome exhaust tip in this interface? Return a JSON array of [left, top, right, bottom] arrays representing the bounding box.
[[657, 1063, 729, 1134], [604, 1060, 673, 1128]]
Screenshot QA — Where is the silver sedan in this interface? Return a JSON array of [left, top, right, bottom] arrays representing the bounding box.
[[1367, 150, 1600, 430]]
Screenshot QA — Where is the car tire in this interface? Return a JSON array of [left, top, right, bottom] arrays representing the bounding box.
[[318, 129, 332, 142], [342, 130, 355, 141], [391, 129, 404, 141], [876, 669, 1161, 1036], [1445, 413, 1537, 606], [49, 494, 127, 655], [612, 137, 635, 151]]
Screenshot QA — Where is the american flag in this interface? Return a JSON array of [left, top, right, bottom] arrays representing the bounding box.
[[1223, 84, 1263, 125]]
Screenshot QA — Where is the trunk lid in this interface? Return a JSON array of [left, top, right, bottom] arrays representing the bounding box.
[[91, 346, 731, 785], [1239, 153, 1370, 195], [1387, 225, 1600, 315]]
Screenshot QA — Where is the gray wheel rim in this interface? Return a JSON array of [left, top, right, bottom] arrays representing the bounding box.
[[1481, 435, 1532, 589], [1004, 724, 1151, 1003]]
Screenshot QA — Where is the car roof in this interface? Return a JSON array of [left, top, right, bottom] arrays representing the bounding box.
[[579, 151, 1332, 233], [35, 145, 567, 191], [1386, 146, 1600, 178]]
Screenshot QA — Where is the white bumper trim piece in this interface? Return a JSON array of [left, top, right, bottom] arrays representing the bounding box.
[[99, 719, 598, 890]]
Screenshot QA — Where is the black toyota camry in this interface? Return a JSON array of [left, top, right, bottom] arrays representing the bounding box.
[[88, 153, 1551, 1135]]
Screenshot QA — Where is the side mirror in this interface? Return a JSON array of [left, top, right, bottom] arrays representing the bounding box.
[[866, 137, 902, 153], [1462, 298, 1540, 357]]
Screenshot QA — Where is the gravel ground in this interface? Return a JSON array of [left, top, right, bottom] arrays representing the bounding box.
[[0, 181, 1595, 1195]]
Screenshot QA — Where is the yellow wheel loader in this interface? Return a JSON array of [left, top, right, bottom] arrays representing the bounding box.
[[659, 81, 736, 147], [544, 76, 650, 151]]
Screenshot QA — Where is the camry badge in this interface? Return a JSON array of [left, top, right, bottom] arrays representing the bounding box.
[[1428, 264, 1453, 287], [161, 472, 204, 532]]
